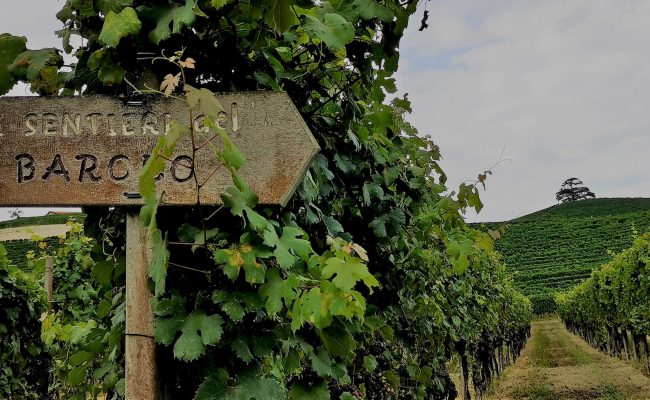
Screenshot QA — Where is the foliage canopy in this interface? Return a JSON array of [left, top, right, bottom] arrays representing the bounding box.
[[0, 1, 531, 398]]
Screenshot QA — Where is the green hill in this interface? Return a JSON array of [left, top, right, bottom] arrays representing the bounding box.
[[475, 198, 650, 314], [0, 213, 83, 270], [0, 213, 83, 229]]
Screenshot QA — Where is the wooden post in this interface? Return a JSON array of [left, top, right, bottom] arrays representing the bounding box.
[[459, 353, 471, 400], [125, 212, 157, 400], [44, 256, 53, 308]]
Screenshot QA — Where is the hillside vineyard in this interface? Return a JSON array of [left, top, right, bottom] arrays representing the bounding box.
[[475, 198, 650, 313]]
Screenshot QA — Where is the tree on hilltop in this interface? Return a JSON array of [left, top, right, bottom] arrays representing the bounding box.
[[556, 178, 595, 203]]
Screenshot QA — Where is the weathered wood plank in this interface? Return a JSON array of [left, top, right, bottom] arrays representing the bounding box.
[[125, 212, 157, 400], [0, 93, 318, 206]]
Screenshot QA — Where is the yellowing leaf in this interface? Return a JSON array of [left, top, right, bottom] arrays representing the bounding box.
[[179, 57, 195, 69], [160, 72, 181, 96]]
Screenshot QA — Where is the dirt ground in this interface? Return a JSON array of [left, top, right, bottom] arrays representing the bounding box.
[[0, 224, 71, 241], [485, 318, 650, 400]]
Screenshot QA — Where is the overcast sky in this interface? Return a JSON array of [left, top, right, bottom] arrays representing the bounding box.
[[396, 0, 650, 221], [1, 1, 649, 222]]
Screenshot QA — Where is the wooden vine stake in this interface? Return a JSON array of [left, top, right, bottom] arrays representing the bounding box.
[[125, 212, 157, 400]]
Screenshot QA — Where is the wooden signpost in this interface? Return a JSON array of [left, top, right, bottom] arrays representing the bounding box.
[[0, 94, 319, 400]]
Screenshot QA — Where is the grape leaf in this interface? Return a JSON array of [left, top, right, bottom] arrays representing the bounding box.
[[210, 0, 229, 10], [310, 348, 334, 377], [194, 369, 285, 400], [141, 0, 199, 44], [96, 0, 134, 14], [0, 34, 26, 95], [331, 0, 393, 22], [172, 311, 224, 362], [177, 223, 222, 252], [264, 0, 298, 33], [9, 48, 62, 82], [160, 72, 181, 95], [155, 315, 183, 345], [221, 186, 258, 218], [186, 84, 224, 117], [149, 223, 170, 296], [97, 61, 125, 85], [220, 299, 245, 322], [321, 257, 379, 292], [140, 122, 189, 201], [231, 337, 253, 363], [259, 268, 299, 315], [292, 287, 330, 331], [194, 370, 228, 400], [320, 325, 356, 359], [302, 13, 354, 51], [205, 117, 246, 171], [214, 244, 265, 283], [98, 7, 142, 48], [362, 355, 377, 372], [288, 382, 330, 400], [263, 226, 311, 270]]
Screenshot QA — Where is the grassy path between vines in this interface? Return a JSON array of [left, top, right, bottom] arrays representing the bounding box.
[[485, 318, 650, 400]]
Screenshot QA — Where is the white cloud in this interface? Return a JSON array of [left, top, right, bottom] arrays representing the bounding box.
[[1, 1, 649, 223], [396, 0, 650, 221]]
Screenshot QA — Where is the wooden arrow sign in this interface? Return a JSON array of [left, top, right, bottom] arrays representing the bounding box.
[[0, 93, 319, 207]]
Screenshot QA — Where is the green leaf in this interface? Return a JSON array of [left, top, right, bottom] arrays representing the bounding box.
[[302, 13, 354, 51], [155, 294, 186, 316], [231, 337, 253, 363], [148, 221, 170, 296], [310, 348, 333, 377], [259, 268, 299, 314], [221, 186, 257, 218], [92, 260, 114, 285], [98, 7, 142, 48], [378, 324, 394, 341], [140, 122, 189, 201], [186, 85, 224, 118], [67, 364, 88, 386], [205, 118, 246, 171], [263, 226, 312, 270], [178, 223, 221, 252], [194, 370, 229, 400], [292, 287, 330, 331], [264, 0, 299, 33], [221, 299, 245, 322], [322, 216, 344, 236], [320, 325, 356, 359], [0, 34, 27, 95], [195, 369, 285, 400], [288, 382, 330, 400], [246, 208, 269, 233], [141, 0, 199, 44], [362, 355, 378, 372], [321, 257, 379, 292], [96, 0, 134, 14], [211, 0, 229, 10], [9, 48, 62, 81], [155, 316, 183, 346], [173, 311, 224, 361], [332, 0, 393, 22]]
